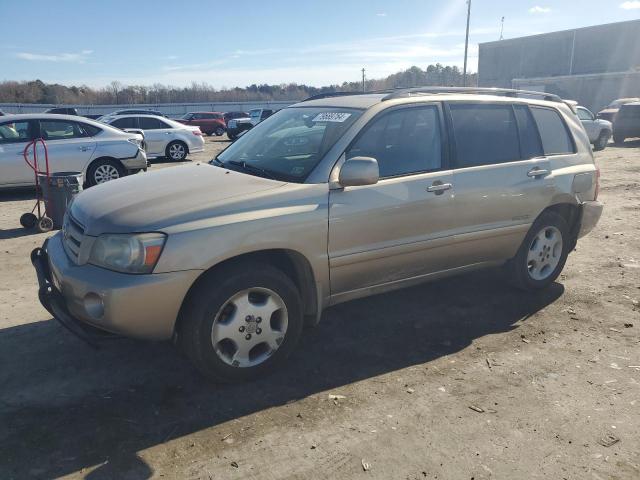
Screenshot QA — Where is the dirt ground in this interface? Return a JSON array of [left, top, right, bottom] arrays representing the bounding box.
[[0, 136, 639, 480]]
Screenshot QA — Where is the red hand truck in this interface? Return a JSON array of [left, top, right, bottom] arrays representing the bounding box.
[[20, 138, 54, 233]]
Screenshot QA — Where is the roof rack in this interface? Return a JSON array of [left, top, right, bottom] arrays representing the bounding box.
[[302, 90, 391, 102], [381, 87, 563, 103]]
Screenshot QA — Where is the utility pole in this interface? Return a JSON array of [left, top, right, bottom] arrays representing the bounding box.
[[362, 68, 366, 92], [463, 0, 472, 87], [500, 16, 505, 40]]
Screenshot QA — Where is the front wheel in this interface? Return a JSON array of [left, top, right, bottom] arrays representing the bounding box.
[[177, 263, 304, 382], [507, 211, 570, 291], [593, 131, 609, 151], [214, 126, 225, 136], [166, 141, 188, 161]]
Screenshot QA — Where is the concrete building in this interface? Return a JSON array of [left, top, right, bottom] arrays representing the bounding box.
[[478, 20, 640, 112]]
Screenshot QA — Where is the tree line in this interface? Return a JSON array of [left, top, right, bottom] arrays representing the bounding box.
[[0, 64, 477, 105]]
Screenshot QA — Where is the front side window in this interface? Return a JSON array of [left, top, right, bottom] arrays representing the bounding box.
[[347, 105, 442, 178], [449, 103, 520, 168], [216, 107, 362, 182], [0, 120, 33, 144], [531, 107, 575, 155], [39, 120, 86, 140], [181, 113, 194, 120]]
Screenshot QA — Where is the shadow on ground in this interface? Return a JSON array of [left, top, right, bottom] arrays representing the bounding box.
[[0, 269, 563, 479]]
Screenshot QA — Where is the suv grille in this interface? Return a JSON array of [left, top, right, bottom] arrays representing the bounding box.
[[62, 214, 85, 264]]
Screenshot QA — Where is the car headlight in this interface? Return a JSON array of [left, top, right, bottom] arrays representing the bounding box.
[[89, 233, 166, 274]]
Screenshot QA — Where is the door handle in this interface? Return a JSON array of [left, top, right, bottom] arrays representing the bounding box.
[[79, 146, 90, 151], [527, 168, 549, 178], [165, 132, 172, 135], [426, 182, 453, 194]]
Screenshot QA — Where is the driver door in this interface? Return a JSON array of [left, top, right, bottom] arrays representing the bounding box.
[[0, 119, 37, 185], [328, 104, 457, 297]]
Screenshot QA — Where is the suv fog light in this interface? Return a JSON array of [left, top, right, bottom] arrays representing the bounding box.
[[84, 292, 104, 320]]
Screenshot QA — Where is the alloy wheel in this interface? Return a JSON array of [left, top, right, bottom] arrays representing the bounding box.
[[211, 288, 288, 368], [94, 164, 120, 183], [169, 143, 186, 160], [526, 226, 563, 281]]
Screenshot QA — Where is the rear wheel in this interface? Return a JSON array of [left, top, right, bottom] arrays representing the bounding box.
[[613, 134, 625, 145], [507, 211, 570, 291], [87, 158, 125, 186], [166, 141, 188, 161], [593, 131, 609, 151], [178, 263, 303, 382]]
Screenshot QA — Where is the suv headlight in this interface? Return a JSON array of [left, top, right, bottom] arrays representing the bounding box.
[[89, 233, 166, 274]]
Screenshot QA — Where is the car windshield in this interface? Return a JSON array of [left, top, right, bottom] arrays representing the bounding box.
[[215, 107, 362, 182], [180, 113, 192, 119]]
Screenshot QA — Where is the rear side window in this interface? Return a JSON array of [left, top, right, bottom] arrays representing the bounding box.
[[530, 107, 575, 155], [619, 105, 640, 119], [139, 117, 170, 129], [111, 117, 137, 129], [348, 105, 442, 177], [39, 120, 86, 140], [513, 105, 543, 159], [79, 123, 102, 136], [449, 104, 520, 168]]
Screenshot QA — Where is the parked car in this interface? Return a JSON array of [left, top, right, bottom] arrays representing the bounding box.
[[45, 107, 79, 116], [176, 112, 227, 136], [83, 114, 104, 120], [0, 114, 146, 188], [108, 109, 167, 117], [32, 88, 602, 382], [612, 102, 640, 144], [597, 98, 640, 123], [226, 108, 274, 140], [223, 111, 249, 125], [576, 106, 612, 151], [99, 114, 204, 161]]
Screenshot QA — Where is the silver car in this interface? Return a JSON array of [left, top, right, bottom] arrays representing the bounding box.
[[99, 114, 205, 161], [576, 106, 612, 151], [32, 88, 603, 382], [0, 114, 146, 188]]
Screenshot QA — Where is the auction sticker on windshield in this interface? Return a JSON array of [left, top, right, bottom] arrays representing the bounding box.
[[312, 112, 352, 123]]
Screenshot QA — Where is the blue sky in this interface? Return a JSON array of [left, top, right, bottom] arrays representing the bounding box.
[[2, 0, 639, 88]]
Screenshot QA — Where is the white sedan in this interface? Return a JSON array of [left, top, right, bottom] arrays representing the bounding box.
[[0, 114, 146, 188], [99, 114, 205, 161]]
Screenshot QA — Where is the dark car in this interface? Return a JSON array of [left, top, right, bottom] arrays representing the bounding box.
[[83, 114, 103, 120], [176, 112, 227, 136], [613, 102, 640, 144], [111, 109, 167, 117], [223, 111, 249, 125], [597, 98, 640, 123], [45, 107, 79, 115]]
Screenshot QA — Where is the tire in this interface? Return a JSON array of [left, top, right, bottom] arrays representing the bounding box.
[[227, 132, 237, 141], [20, 212, 37, 229], [166, 141, 188, 161], [593, 131, 609, 151], [214, 126, 225, 137], [87, 158, 125, 187], [177, 263, 304, 383], [507, 211, 570, 291], [36, 216, 54, 233], [613, 134, 625, 145]]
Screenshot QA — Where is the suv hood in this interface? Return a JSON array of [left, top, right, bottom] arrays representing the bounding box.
[[71, 163, 287, 235]]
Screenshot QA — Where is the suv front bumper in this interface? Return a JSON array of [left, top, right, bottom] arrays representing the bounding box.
[[32, 233, 200, 343], [578, 200, 604, 238]]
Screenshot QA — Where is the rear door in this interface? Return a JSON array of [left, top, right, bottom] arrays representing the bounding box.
[[447, 102, 554, 265], [138, 117, 173, 156], [328, 103, 457, 296], [0, 119, 37, 185], [38, 119, 97, 175]]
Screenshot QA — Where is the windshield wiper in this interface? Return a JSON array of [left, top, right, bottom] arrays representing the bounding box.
[[225, 160, 278, 180]]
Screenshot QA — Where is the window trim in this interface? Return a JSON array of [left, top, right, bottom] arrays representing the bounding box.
[[512, 103, 544, 160], [343, 102, 449, 180], [530, 105, 577, 156]]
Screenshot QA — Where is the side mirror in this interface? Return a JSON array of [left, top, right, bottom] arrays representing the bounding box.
[[338, 157, 379, 187]]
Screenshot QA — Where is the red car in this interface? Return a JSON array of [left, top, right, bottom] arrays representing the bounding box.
[[177, 112, 226, 136]]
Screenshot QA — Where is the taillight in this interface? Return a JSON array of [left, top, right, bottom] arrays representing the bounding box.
[[594, 166, 600, 200]]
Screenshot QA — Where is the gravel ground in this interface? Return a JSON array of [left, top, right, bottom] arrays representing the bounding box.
[[0, 136, 638, 480]]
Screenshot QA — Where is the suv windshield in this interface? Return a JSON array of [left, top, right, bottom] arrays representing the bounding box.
[[215, 107, 362, 182]]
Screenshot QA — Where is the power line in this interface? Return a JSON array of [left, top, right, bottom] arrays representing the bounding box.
[[463, 0, 472, 87]]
